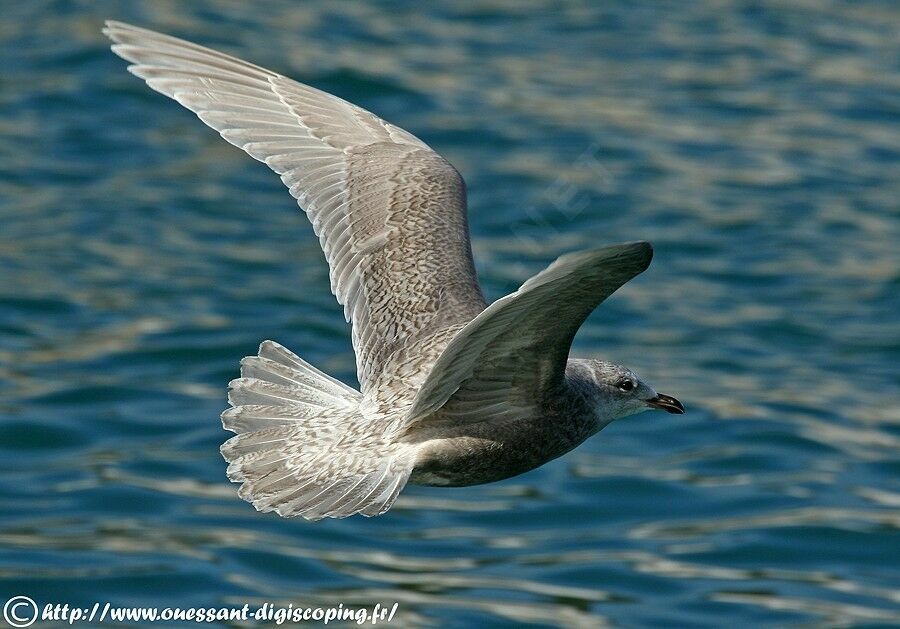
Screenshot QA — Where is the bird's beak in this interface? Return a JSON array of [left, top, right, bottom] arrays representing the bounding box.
[[646, 393, 685, 414]]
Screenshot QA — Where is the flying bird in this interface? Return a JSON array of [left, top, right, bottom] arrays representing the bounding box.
[[104, 21, 684, 520]]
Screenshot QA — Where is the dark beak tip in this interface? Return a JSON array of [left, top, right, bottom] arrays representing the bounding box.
[[647, 393, 685, 415]]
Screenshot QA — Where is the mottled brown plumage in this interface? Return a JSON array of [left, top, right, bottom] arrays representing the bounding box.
[[105, 22, 683, 520]]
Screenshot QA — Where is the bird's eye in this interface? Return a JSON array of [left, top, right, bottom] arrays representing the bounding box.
[[617, 379, 635, 392]]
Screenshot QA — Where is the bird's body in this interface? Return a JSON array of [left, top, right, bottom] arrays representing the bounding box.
[[410, 402, 594, 487], [104, 21, 684, 520]]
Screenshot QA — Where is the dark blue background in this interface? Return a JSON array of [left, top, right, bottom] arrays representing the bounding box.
[[1, 1, 898, 626]]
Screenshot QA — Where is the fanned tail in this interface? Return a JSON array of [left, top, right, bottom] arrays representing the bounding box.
[[221, 341, 413, 520]]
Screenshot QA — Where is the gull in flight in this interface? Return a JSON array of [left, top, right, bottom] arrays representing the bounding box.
[[104, 21, 685, 520]]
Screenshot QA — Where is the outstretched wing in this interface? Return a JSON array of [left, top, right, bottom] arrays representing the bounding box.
[[104, 21, 486, 395], [397, 242, 652, 434]]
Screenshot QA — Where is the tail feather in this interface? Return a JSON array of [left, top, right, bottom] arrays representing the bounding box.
[[362, 472, 409, 517], [227, 377, 332, 407], [242, 463, 308, 501], [221, 341, 412, 520], [221, 404, 320, 433], [225, 446, 298, 483], [256, 340, 357, 397], [240, 356, 356, 406], [354, 460, 411, 517], [221, 425, 298, 455], [293, 473, 368, 519], [276, 456, 411, 520], [272, 471, 343, 516]]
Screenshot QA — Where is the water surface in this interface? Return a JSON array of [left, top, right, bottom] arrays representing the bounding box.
[[1, 1, 899, 626]]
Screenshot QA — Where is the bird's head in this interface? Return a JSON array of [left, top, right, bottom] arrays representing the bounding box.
[[566, 359, 684, 429]]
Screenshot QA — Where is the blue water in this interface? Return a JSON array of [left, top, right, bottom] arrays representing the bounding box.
[[2, 1, 899, 627]]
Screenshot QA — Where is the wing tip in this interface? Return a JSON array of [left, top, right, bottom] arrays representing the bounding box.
[[625, 240, 653, 272], [585, 240, 653, 274], [102, 19, 138, 41], [530, 240, 653, 289]]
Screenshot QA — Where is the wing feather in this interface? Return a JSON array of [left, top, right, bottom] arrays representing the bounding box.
[[105, 21, 485, 395], [398, 242, 653, 434]]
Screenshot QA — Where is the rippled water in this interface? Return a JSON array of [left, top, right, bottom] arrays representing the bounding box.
[[2, 1, 899, 626]]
